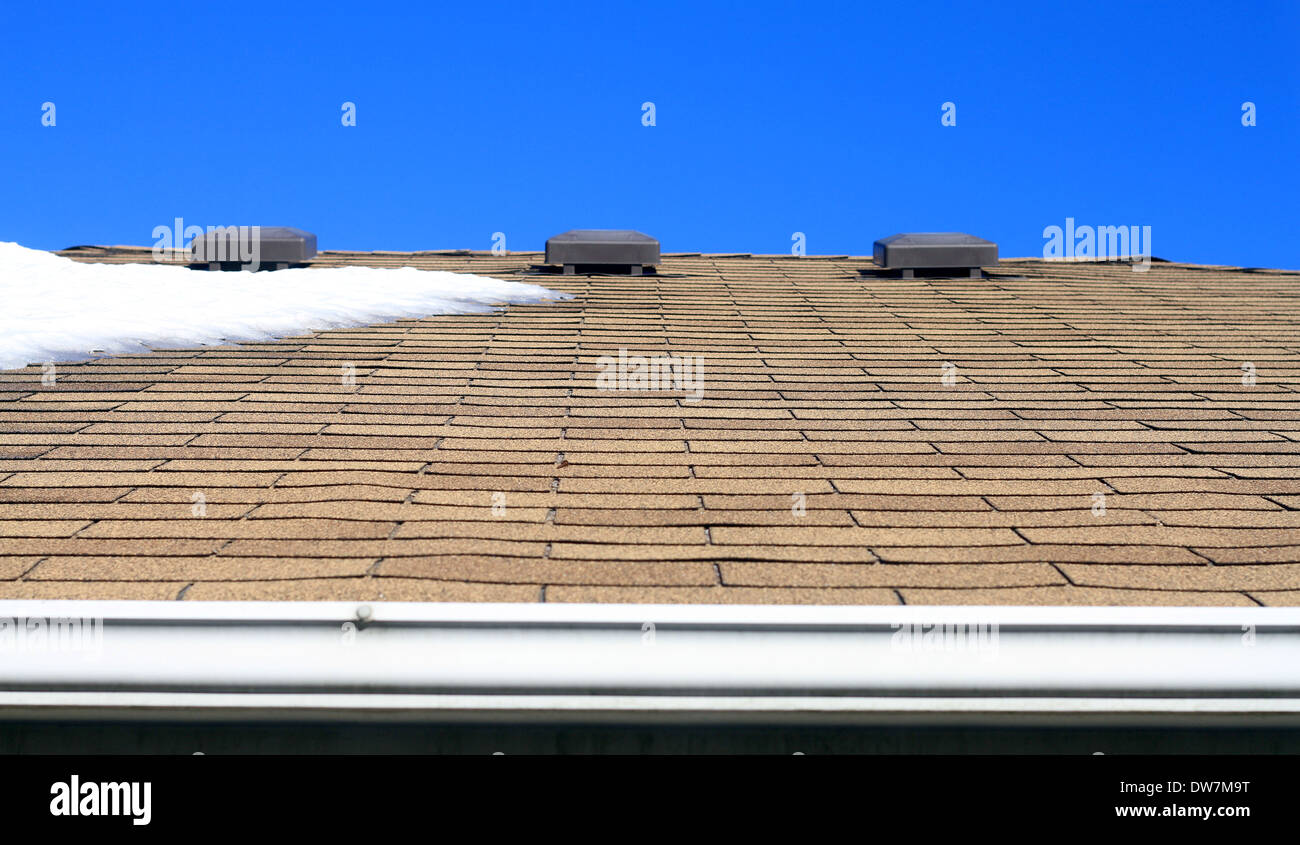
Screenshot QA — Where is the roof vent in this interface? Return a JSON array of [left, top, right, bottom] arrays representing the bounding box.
[[190, 226, 317, 271], [545, 230, 660, 276], [872, 233, 997, 278]]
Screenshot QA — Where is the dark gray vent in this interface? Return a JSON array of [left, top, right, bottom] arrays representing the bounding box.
[[189, 226, 317, 271], [872, 233, 997, 278], [545, 230, 660, 275]]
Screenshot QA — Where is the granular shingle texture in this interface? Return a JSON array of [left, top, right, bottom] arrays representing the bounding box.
[[1, 245, 1297, 606]]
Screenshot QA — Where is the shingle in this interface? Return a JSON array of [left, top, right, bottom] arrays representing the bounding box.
[[1249, 591, 1300, 607], [1060, 563, 1300, 591], [710, 526, 1023, 547], [8, 246, 1300, 605], [219, 538, 547, 558], [898, 586, 1257, 606], [376, 579, 541, 602], [28, 555, 377, 581], [873, 544, 1207, 564], [1020, 526, 1300, 547], [545, 585, 898, 604], [722, 562, 1061, 588], [0, 520, 94, 537], [0, 581, 183, 600], [986, 493, 1283, 511], [0, 556, 42, 579], [380, 556, 715, 586]]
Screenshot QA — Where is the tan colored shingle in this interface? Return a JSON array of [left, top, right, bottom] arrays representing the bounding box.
[[546, 585, 899, 604], [0, 246, 1295, 605]]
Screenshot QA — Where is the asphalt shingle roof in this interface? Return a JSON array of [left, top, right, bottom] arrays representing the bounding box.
[[1, 245, 1297, 605]]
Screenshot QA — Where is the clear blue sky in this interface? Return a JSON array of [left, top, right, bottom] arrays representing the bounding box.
[[2, 1, 1296, 267]]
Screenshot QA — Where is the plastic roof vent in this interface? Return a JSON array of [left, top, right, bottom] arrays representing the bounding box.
[[190, 226, 317, 271], [545, 230, 660, 275], [872, 233, 997, 278]]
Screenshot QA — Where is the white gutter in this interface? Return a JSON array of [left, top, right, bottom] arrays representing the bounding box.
[[1, 601, 1298, 726]]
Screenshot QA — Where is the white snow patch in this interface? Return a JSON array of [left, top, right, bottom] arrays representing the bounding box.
[[0, 242, 570, 370]]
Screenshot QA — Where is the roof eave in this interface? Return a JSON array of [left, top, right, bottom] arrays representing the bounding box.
[[2, 601, 1298, 727]]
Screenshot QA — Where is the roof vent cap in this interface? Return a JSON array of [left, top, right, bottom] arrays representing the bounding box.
[[189, 226, 317, 271], [872, 232, 997, 278], [545, 229, 660, 276]]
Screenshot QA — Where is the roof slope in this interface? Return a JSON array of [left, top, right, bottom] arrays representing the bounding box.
[[1, 247, 1297, 606]]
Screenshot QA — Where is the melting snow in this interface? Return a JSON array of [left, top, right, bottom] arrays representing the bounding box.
[[0, 242, 570, 370]]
